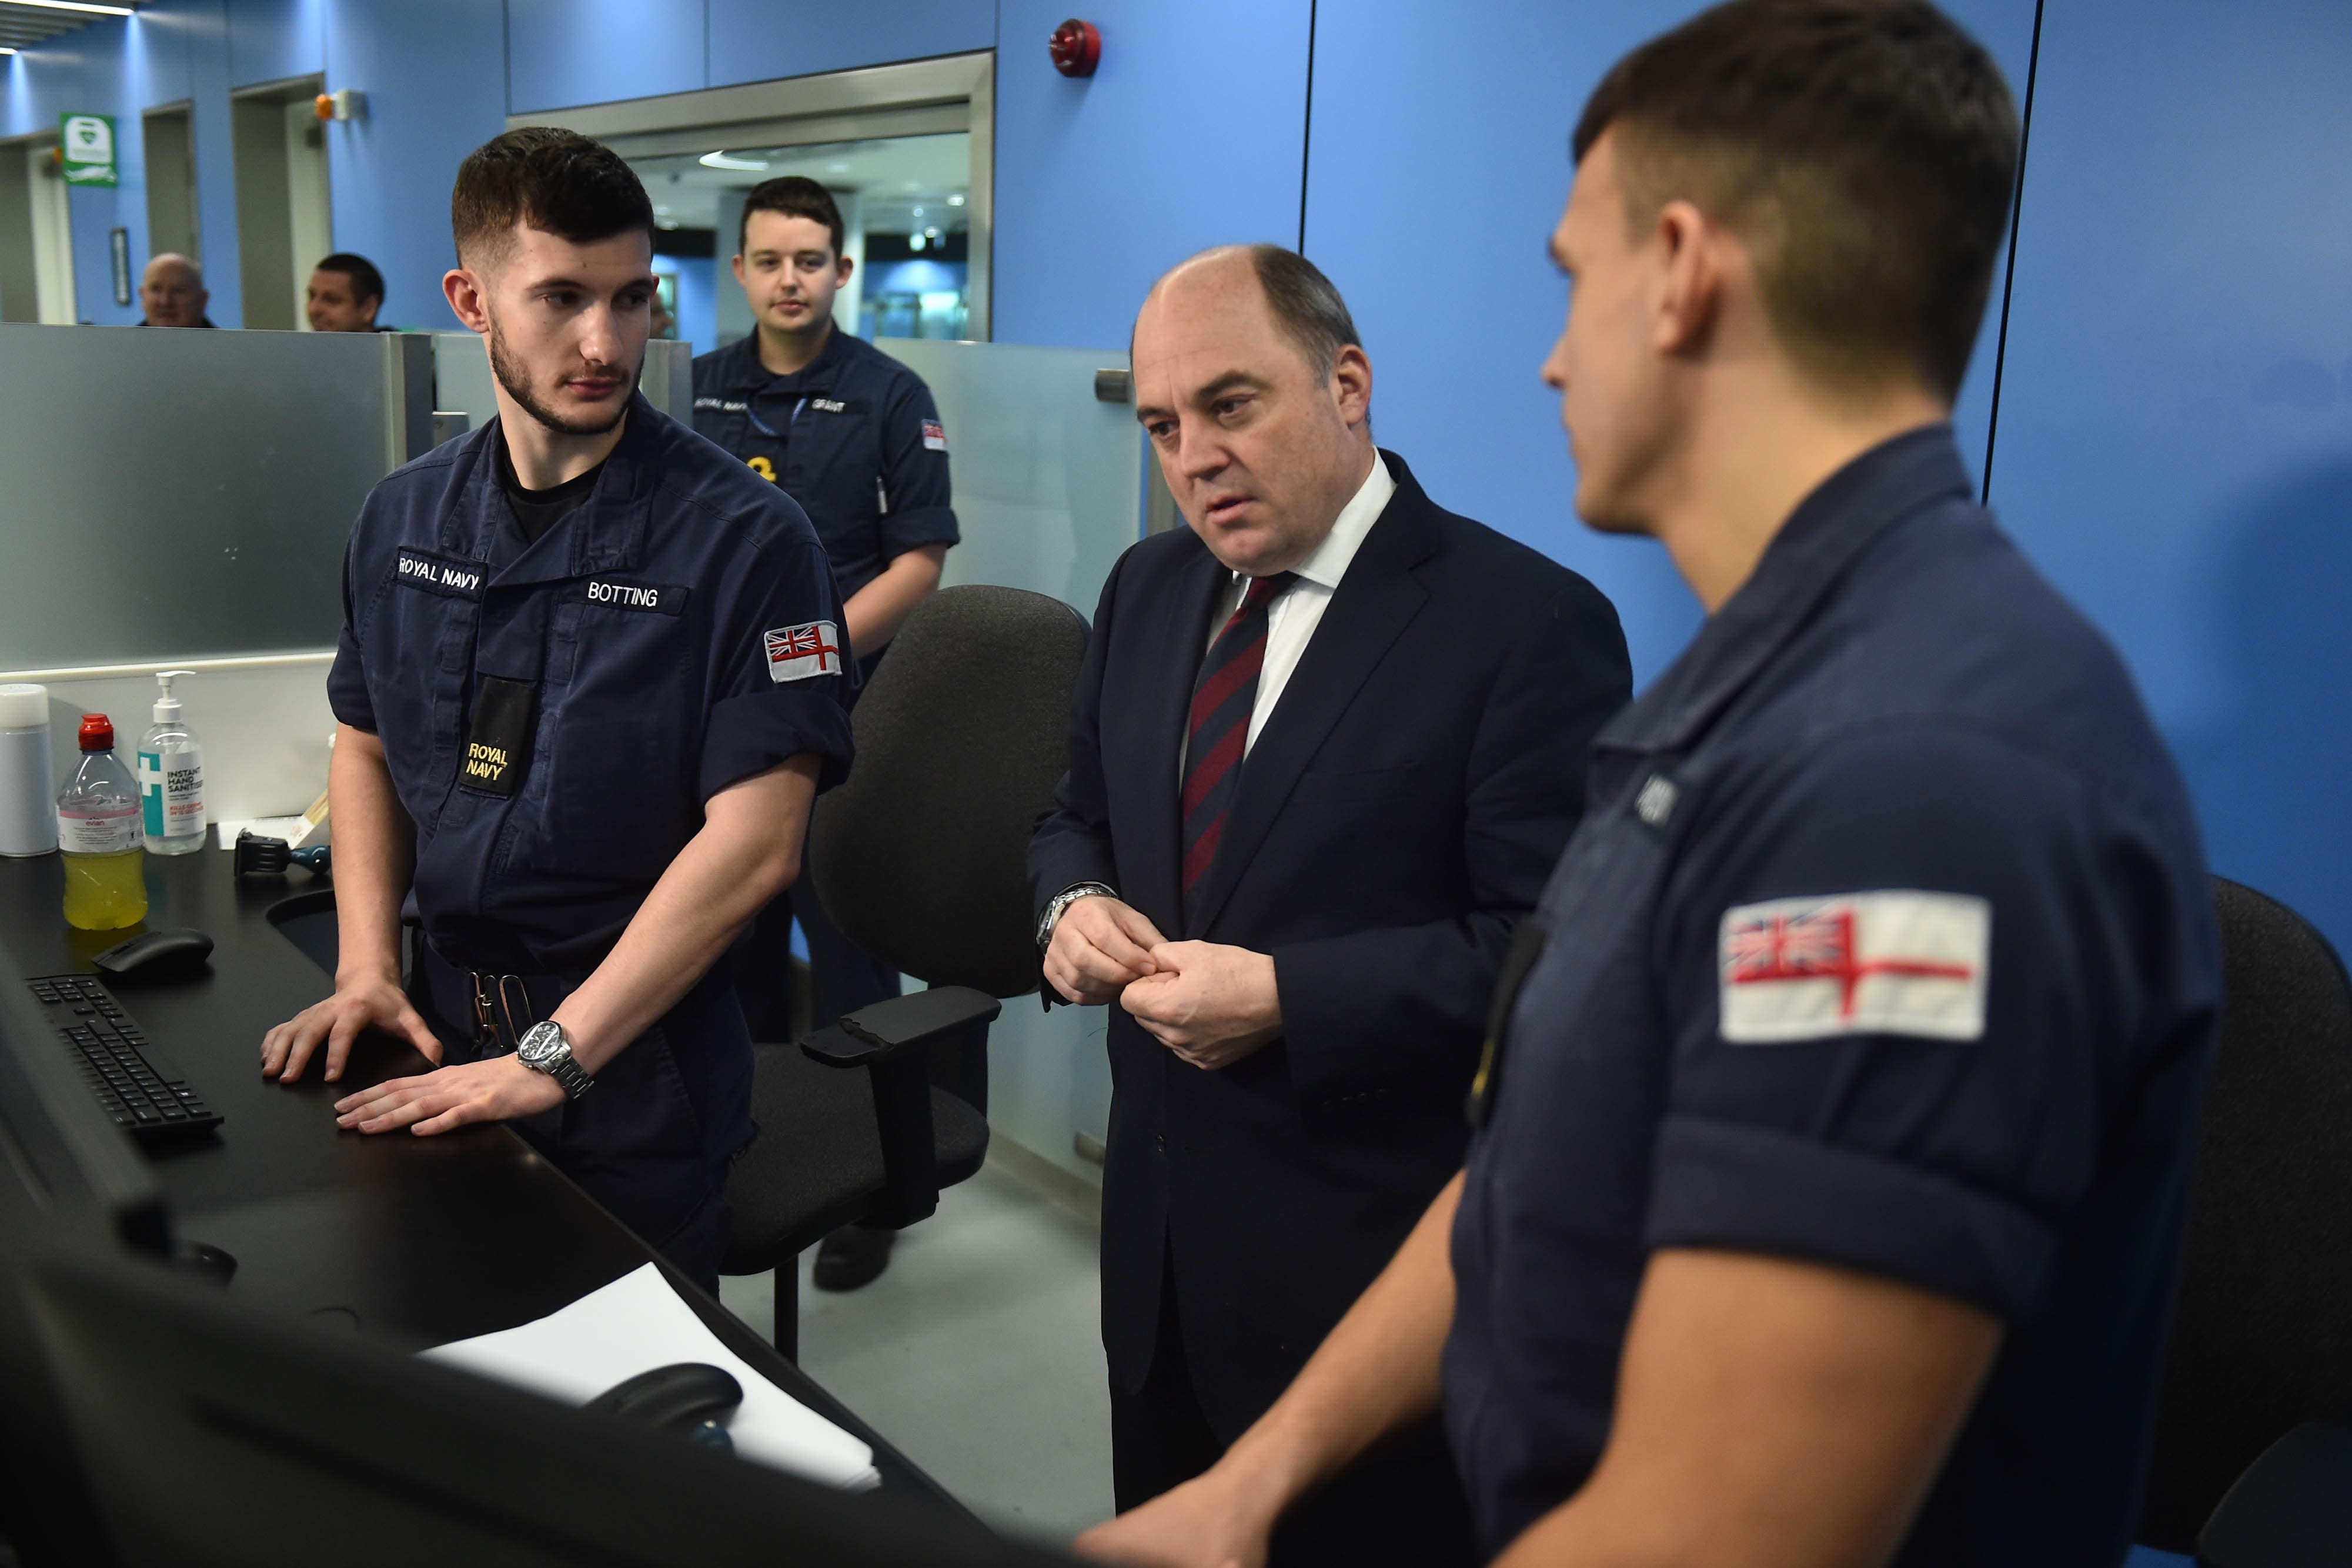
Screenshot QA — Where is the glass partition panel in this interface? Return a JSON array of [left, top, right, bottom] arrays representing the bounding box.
[[0, 324, 424, 669], [875, 339, 1144, 616]]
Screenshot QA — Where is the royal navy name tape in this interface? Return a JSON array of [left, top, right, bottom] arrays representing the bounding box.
[[394, 549, 484, 600]]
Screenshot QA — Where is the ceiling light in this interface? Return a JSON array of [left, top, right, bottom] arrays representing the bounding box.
[[909, 234, 926, 252], [699, 151, 770, 172], [947, 194, 965, 206], [911, 206, 924, 218], [0, 48, 16, 55], [903, 181, 921, 191], [827, 162, 850, 173], [656, 218, 680, 230], [6, 1, 133, 14]]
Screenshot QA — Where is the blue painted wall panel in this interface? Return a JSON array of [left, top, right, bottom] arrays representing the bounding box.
[[323, 0, 506, 333], [993, 0, 1312, 350], [1985, 0, 2352, 957], [706, 0, 993, 88], [179, 0, 245, 326], [662, 253, 716, 356], [1300, 0, 2035, 690], [227, 0, 324, 89], [506, 0, 703, 113], [44, 18, 149, 327]]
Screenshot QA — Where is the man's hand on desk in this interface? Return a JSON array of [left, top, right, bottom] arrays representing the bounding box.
[[1075, 1465, 1281, 1568], [333, 1052, 565, 1135], [260, 972, 443, 1085], [1045, 894, 1169, 1005], [1120, 942, 1281, 1070]]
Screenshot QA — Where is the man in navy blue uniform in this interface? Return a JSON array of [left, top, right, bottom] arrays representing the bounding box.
[[1080, 5, 2221, 1567], [260, 129, 853, 1293], [693, 176, 960, 1292]]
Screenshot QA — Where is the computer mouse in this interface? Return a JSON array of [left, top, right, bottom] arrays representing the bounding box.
[[172, 1239, 237, 1285], [583, 1362, 743, 1438], [91, 927, 215, 984]]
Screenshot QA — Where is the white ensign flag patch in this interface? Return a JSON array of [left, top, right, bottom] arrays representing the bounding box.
[[764, 621, 843, 683], [1718, 891, 1990, 1045]]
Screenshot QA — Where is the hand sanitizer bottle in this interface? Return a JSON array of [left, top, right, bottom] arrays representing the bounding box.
[[138, 669, 207, 855]]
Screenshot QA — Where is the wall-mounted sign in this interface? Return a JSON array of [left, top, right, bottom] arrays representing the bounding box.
[[110, 229, 131, 306], [60, 113, 118, 187]]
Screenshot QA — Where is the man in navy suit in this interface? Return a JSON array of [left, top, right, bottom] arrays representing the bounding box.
[[1030, 244, 1631, 1564]]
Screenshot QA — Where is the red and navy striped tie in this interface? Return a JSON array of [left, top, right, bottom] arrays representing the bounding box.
[[1181, 571, 1296, 930]]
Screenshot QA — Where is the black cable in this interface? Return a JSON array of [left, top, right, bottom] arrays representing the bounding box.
[[1980, 0, 2047, 506]]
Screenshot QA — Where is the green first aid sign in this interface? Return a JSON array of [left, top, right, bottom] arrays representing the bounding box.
[[60, 113, 118, 187]]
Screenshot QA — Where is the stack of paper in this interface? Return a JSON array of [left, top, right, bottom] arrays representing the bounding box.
[[423, 1263, 881, 1489]]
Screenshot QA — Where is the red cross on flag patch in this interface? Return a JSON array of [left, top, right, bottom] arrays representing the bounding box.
[[764, 620, 843, 683], [922, 419, 947, 452], [1718, 891, 1990, 1044]]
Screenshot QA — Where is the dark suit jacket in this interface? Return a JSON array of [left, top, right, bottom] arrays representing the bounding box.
[[1029, 452, 1632, 1439]]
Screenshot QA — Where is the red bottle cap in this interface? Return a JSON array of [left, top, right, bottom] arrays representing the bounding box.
[[78, 713, 114, 751]]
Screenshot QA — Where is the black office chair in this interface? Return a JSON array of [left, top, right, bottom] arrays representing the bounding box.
[[721, 585, 1091, 1358], [2134, 877, 2352, 1565]]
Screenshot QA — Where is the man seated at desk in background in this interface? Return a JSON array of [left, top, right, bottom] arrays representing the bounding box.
[[307, 252, 391, 332], [693, 175, 961, 1293], [259, 128, 856, 1292], [1080, 4, 2221, 1567], [1030, 244, 1631, 1565], [137, 253, 213, 328]]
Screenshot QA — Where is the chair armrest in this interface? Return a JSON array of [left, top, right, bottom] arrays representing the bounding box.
[[2197, 1420, 2352, 1567], [797, 987, 1001, 1229]]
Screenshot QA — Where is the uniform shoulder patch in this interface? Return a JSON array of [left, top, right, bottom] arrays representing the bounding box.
[[921, 419, 947, 452], [1718, 891, 1989, 1045], [765, 621, 843, 683]]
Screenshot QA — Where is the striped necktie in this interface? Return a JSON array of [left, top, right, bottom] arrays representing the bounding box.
[[1181, 571, 1297, 929]]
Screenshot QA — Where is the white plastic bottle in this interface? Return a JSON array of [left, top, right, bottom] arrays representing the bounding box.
[[138, 668, 207, 855]]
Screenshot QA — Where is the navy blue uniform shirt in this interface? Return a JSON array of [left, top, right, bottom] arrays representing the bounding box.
[[690, 326, 958, 640], [1444, 427, 2221, 1565], [326, 392, 856, 974]]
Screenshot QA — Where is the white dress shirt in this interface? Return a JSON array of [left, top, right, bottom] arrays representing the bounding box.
[[1188, 450, 1396, 773]]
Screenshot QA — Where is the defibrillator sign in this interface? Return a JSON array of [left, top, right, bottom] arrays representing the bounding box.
[[60, 115, 118, 188]]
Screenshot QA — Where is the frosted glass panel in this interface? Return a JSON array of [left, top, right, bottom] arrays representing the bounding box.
[[876, 339, 1144, 614], [0, 324, 422, 669]]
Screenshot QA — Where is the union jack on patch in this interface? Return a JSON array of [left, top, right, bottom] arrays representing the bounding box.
[[1718, 891, 1990, 1044], [921, 419, 947, 452], [764, 620, 842, 683]]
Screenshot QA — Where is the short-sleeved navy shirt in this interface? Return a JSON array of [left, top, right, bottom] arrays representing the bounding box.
[[1443, 427, 2221, 1566], [690, 326, 959, 626], [327, 392, 855, 973]]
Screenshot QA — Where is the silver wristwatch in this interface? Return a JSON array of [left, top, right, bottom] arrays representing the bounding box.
[[516, 1019, 594, 1099], [1037, 882, 1118, 952]]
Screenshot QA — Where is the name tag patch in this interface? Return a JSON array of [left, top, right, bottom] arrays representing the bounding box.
[[694, 396, 747, 414], [458, 676, 536, 797], [579, 577, 689, 616], [764, 621, 843, 683], [810, 397, 848, 413], [1718, 891, 1990, 1045], [921, 419, 947, 452], [395, 548, 484, 600]]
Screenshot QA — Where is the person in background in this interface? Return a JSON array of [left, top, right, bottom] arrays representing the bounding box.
[[1033, 243, 1631, 1566], [259, 128, 855, 1293], [650, 284, 676, 342], [692, 174, 961, 1293], [1077, 5, 2221, 1567], [138, 254, 212, 327], [306, 253, 390, 332]]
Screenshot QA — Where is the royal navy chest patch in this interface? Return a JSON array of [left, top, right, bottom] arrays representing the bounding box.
[[1718, 891, 1990, 1045], [394, 547, 484, 601]]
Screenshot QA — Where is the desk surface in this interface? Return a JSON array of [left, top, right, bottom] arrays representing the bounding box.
[[0, 847, 971, 1527]]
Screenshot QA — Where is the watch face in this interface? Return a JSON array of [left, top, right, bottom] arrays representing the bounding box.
[[519, 1022, 563, 1064]]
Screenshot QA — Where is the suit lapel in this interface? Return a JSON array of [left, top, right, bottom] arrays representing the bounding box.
[[1133, 544, 1232, 938], [1188, 466, 1441, 937]]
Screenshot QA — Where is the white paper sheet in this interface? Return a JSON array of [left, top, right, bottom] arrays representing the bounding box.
[[422, 1263, 880, 1490]]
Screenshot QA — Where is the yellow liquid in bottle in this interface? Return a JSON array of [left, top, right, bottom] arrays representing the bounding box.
[[62, 845, 148, 931]]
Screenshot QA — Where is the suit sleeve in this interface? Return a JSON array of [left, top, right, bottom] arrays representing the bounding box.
[[1026, 546, 1131, 928], [1272, 574, 1632, 1104]]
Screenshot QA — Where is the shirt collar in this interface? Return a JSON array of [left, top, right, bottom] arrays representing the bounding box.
[[725, 322, 850, 394], [1285, 449, 1396, 592], [1598, 422, 1974, 755]]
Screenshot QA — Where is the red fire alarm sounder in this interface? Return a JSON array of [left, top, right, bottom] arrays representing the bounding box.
[[1050, 18, 1101, 78]]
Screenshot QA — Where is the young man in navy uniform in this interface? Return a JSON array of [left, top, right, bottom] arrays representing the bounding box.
[[260, 129, 854, 1294], [693, 175, 960, 1292], [1080, 4, 2221, 1567]]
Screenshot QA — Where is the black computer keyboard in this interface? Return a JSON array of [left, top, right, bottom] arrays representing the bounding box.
[[25, 974, 223, 1142]]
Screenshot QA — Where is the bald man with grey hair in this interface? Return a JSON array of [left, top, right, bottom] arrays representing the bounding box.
[[138, 253, 213, 328], [1030, 243, 1631, 1565]]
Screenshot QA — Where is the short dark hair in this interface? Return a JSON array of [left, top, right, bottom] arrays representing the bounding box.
[[313, 252, 384, 306], [1573, 0, 2017, 400], [738, 176, 845, 259], [450, 127, 654, 269], [1243, 245, 1364, 383]]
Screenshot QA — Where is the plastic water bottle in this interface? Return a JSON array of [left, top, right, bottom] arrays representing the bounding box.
[[56, 713, 146, 931]]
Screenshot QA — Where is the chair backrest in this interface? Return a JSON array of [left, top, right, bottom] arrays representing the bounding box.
[[2137, 877, 2352, 1551], [807, 585, 1088, 999]]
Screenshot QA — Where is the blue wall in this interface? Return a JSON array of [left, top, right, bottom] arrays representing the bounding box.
[[1, 0, 2344, 961], [660, 252, 716, 355]]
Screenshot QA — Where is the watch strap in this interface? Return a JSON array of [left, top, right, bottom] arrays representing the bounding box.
[[1037, 882, 1117, 952]]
